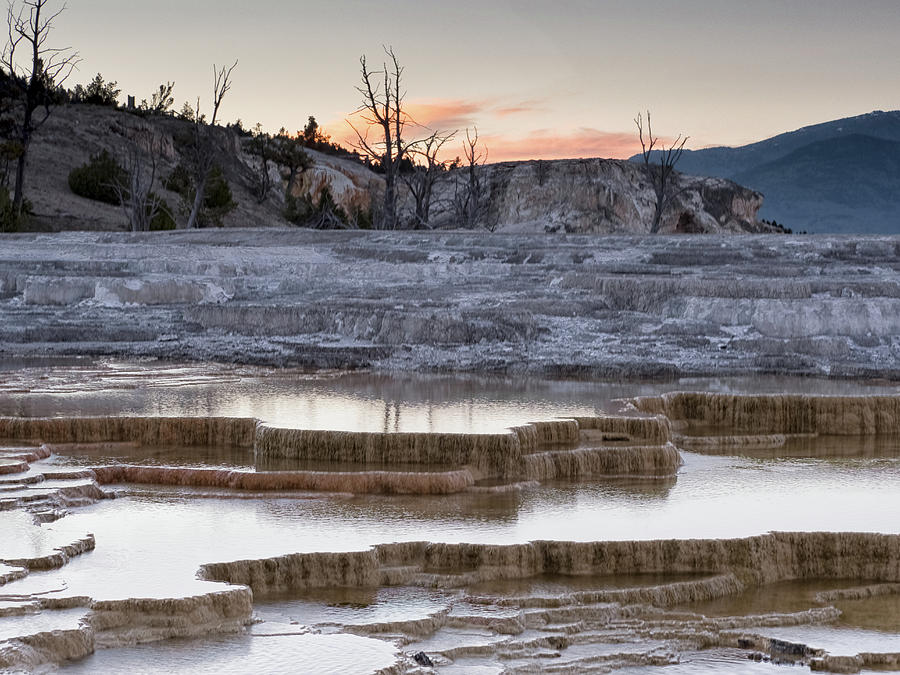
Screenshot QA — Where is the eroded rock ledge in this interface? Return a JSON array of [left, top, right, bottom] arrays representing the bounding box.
[[198, 532, 900, 593]]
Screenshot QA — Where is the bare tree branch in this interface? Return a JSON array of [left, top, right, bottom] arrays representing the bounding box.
[[401, 129, 456, 229], [211, 59, 237, 126], [347, 46, 413, 230], [635, 110, 689, 234], [111, 128, 165, 232], [453, 126, 489, 229], [1, 0, 79, 220], [185, 61, 236, 228]]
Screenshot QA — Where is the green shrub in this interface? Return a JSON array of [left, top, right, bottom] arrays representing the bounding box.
[[149, 195, 176, 231], [163, 163, 192, 196], [73, 73, 121, 107], [285, 187, 348, 228], [0, 185, 22, 232], [285, 193, 315, 224], [351, 205, 373, 230], [68, 150, 126, 205], [203, 166, 236, 227], [164, 163, 236, 228]]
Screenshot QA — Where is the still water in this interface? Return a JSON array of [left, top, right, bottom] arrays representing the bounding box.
[[3, 361, 900, 674], [1, 359, 897, 433]]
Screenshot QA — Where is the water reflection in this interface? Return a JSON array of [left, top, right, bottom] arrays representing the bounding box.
[[1, 362, 897, 434]]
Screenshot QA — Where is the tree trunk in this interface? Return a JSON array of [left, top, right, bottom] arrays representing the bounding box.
[[383, 172, 396, 230], [650, 206, 662, 234], [12, 152, 26, 219], [12, 106, 33, 219], [186, 178, 207, 229]]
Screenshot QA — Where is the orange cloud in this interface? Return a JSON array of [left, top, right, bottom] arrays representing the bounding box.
[[471, 128, 651, 162], [403, 98, 486, 130], [493, 99, 547, 117], [330, 122, 656, 163], [329, 97, 672, 163]]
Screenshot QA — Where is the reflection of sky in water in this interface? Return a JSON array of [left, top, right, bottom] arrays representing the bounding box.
[[60, 633, 399, 675], [0, 361, 896, 433], [5, 449, 900, 606], [4, 361, 900, 673]]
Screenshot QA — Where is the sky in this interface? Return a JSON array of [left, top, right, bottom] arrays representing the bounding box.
[[53, 0, 900, 162]]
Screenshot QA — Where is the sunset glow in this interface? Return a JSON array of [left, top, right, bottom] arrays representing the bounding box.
[[56, 0, 900, 161]]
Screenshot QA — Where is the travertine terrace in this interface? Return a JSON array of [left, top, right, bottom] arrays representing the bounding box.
[[2, 375, 900, 673], [1, 230, 899, 378]]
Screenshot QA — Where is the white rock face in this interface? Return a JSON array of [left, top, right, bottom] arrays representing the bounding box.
[[0, 230, 898, 379], [427, 159, 766, 234]]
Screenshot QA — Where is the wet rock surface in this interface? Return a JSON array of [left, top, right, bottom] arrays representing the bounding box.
[[1, 230, 899, 378]]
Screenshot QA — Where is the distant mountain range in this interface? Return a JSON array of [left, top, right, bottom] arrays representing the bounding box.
[[631, 110, 900, 234]]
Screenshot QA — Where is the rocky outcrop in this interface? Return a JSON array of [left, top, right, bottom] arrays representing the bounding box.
[[428, 158, 767, 234]]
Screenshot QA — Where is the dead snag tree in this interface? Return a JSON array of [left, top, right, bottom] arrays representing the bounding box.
[[402, 129, 455, 229], [185, 61, 237, 229], [112, 129, 165, 232], [634, 111, 688, 234], [454, 126, 489, 229], [349, 47, 409, 230], [211, 61, 236, 127], [2, 0, 79, 220]]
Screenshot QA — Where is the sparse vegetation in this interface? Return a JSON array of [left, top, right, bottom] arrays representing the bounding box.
[[760, 218, 802, 235], [272, 131, 312, 190], [177, 101, 197, 122], [247, 123, 275, 204], [285, 187, 347, 229], [140, 82, 175, 115]]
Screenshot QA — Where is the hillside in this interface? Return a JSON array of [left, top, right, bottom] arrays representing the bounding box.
[[18, 103, 773, 235], [734, 134, 900, 234], [632, 110, 900, 233]]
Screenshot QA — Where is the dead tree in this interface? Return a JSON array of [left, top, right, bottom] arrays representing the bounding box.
[[211, 60, 236, 127], [112, 129, 164, 232], [635, 111, 688, 234], [2, 0, 79, 219], [185, 61, 236, 229], [401, 129, 455, 229], [454, 127, 489, 229], [348, 47, 409, 230]]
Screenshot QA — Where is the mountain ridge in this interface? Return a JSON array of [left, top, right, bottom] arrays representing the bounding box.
[[630, 110, 900, 233]]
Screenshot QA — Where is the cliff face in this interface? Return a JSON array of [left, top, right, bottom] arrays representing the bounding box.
[[21, 105, 769, 234], [425, 158, 766, 235]]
